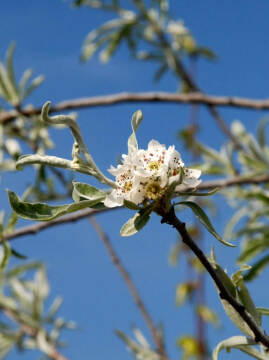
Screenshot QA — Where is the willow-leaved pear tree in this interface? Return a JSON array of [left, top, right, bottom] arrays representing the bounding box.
[[0, 1, 269, 359]]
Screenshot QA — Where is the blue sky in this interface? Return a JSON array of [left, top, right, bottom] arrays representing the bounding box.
[[1, 1, 269, 359]]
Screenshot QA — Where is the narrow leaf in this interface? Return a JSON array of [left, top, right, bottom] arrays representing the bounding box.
[[120, 209, 151, 237], [175, 188, 219, 197], [6, 43, 16, 92], [72, 181, 106, 201], [243, 254, 269, 282], [5, 261, 42, 279], [0, 242, 11, 269], [21, 75, 44, 101], [257, 117, 269, 148], [257, 307, 269, 316], [178, 201, 235, 247], [128, 110, 143, 153], [213, 336, 257, 360], [123, 200, 141, 210], [11, 248, 27, 260], [8, 190, 102, 221]]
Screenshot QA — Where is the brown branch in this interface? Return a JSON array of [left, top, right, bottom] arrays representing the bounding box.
[[2, 307, 68, 360], [1, 92, 269, 124], [89, 216, 168, 360], [161, 207, 269, 349], [4, 207, 114, 242], [196, 174, 269, 191], [4, 174, 269, 243]]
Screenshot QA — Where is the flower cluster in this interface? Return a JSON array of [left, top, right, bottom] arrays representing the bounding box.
[[104, 140, 201, 208]]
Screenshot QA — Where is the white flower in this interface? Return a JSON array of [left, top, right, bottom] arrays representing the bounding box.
[[104, 140, 201, 208]]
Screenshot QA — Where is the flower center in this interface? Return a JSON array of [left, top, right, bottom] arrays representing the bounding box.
[[145, 181, 162, 200], [123, 181, 133, 192], [148, 160, 161, 172]]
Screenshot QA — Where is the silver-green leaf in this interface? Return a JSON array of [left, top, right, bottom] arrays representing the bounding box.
[[72, 181, 106, 201], [128, 110, 143, 153], [177, 201, 235, 247], [120, 209, 151, 237], [213, 336, 258, 360], [8, 190, 101, 221]]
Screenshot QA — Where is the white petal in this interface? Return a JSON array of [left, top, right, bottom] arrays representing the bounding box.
[[184, 168, 201, 179], [129, 189, 145, 205], [165, 146, 184, 169], [168, 173, 180, 186], [107, 165, 122, 176], [183, 178, 202, 188], [175, 184, 187, 191], [104, 191, 124, 208]]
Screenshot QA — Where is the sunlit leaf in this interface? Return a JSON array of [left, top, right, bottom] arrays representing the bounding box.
[[196, 304, 220, 327], [120, 209, 151, 237], [8, 190, 102, 221], [213, 336, 257, 360], [177, 201, 235, 247], [72, 181, 106, 201], [128, 110, 143, 153], [243, 254, 269, 282]]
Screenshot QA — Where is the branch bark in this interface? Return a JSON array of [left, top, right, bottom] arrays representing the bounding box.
[[89, 216, 168, 360], [160, 206, 269, 349], [1, 92, 269, 124]]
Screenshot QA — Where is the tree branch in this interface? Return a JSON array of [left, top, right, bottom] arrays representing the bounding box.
[[89, 216, 168, 360], [160, 206, 269, 349], [4, 174, 269, 243], [193, 174, 269, 191], [4, 207, 114, 242], [1, 92, 269, 124]]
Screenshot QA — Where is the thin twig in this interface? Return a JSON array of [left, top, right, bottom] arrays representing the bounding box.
[[196, 174, 269, 190], [1, 92, 269, 124], [161, 206, 269, 349], [89, 216, 168, 360], [4, 174, 269, 243], [1, 307, 68, 360]]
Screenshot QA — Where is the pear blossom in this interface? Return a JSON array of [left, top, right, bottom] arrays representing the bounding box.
[[104, 140, 201, 208]]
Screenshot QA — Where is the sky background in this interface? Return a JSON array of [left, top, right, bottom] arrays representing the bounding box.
[[1, 1, 269, 359]]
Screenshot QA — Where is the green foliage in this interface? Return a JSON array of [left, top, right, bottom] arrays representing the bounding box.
[[0, 260, 75, 359], [0, 43, 44, 106], [128, 109, 143, 153], [176, 200, 234, 247], [74, 0, 216, 84], [176, 335, 200, 360], [212, 336, 262, 360], [120, 207, 152, 236], [183, 118, 269, 280], [116, 327, 159, 360], [1, 2, 269, 360], [8, 190, 104, 221]]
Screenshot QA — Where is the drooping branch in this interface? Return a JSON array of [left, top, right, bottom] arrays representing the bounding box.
[[1, 92, 269, 124], [161, 206, 269, 349], [89, 216, 168, 360], [4, 174, 269, 243]]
